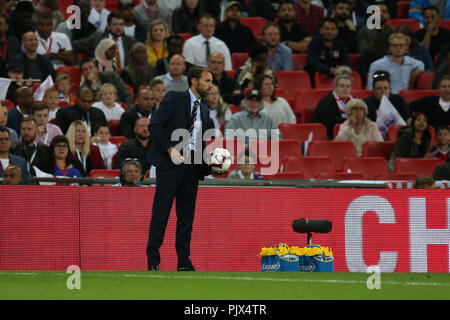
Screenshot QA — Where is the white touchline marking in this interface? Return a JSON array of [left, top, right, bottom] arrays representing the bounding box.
[[1, 272, 449, 288]]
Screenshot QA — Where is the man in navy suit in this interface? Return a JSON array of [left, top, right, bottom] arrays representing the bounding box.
[[146, 66, 215, 272]]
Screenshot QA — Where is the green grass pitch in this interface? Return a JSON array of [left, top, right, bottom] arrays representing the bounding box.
[[1, 271, 449, 300]]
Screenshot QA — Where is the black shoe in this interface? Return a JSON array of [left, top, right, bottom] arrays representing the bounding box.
[[177, 265, 196, 271], [148, 264, 159, 271]]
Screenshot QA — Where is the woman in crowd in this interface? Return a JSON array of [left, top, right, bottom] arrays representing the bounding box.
[[205, 84, 232, 130], [121, 42, 155, 95], [172, 0, 203, 35], [335, 99, 383, 157], [145, 19, 169, 68], [94, 38, 118, 72], [388, 112, 433, 172], [66, 120, 105, 176], [49, 135, 84, 177], [311, 67, 354, 139], [254, 74, 296, 127]]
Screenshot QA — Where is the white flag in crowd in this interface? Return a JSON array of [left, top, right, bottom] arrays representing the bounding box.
[[376, 94, 406, 139], [33, 75, 54, 101]]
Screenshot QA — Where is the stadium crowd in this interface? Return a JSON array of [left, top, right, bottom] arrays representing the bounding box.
[[0, 0, 449, 185]]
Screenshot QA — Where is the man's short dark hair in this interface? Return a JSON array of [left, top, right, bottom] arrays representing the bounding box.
[[334, 0, 350, 7], [279, 1, 295, 10], [166, 34, 183, 45], [35, 12, 53, 23], [107, 10, 124, 25], [424, 5, 440, 14], [248, 43, 268, 60], [320, 17, 338, 28], [32, 102, 50, 114], [187, 66, 211, 87], [0, 126, 10, 138], [262, 22, 281, 35], [77, 86, 93, 98], [79, 57, 96, 71]]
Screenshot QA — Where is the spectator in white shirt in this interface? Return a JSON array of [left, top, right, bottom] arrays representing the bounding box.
[[92, 84, 125, 121], [183, 13, 233, 71], [35, 14, 74, 69], [88, 0, 110, 31]]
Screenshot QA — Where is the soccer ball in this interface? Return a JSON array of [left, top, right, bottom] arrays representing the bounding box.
[[210, 147, 232, 175]]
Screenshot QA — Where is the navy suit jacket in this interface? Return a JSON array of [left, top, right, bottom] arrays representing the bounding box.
[[147, 90, 214, 179], [0, 154, 29, 185]]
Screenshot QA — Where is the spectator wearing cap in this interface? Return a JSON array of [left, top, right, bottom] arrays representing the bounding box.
[[225, 89, 279, 142], [10, 31, 56, 82], [0, 15, 21, 65], [118, 0, 147, 43], [183, 13, 233, 70], [35, 13, 74, 70], [214, 1, 256, 54], [134, 0, 172, 31]]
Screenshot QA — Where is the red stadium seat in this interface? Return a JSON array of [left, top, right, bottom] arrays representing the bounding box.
[[394, 158, 444, 175], [249, 139, 303, 173], [415, 72, 434, 90], [89, 169, 120, 178], [108, 120, 120, 136], [178, 33, 192, 43], [341, 157, 389, 179], [109, 136, 127, 148], [293, 89, 329, 117], [379, 173, 418, 181], [292, 53, 307, 70], [273, 71, 312, 103], [283, 156, 334, 179], [231, 52, 249, 69], [59, 0, 75, 19], [386, 19, 421, 32], [348, 54, 360, 71], [58, 101, 70, 108], [333, 123, 340, 138], [225, 70, 235, 78], [118, 102, 128, 111], [230, 104, 241, 114], [278, 123, 328, 144], [397, 1, 410, 19], [240, 17, 267, 40], [1, 99, 15, 110], [438, 20, 450, 30], [325, 172, 365, 180], [398, 89, 439, 103], [362, 141, 394, 161], [106, 0, 118, 11], [307, 140, 357, 171], [300, 106, 317, 124], [56, 66, 82, 87], [351, 89, 373, 99], [314, 72, 363, 89]]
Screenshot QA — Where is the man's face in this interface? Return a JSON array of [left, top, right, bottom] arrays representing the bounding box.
[[199, 17, 215, 39], [278, 3, 296, 23], [0, 17, 9, 35], [0, 131, 11, 153], [36, 18, 53, 39], [33, 109, 49, 126], [208, 53, 225, 76], [378, 4, 390, 24], [168, 54, 185, 77], [225, 5, 241, 22], [245, 96, 262, 115], [22, 32, 39, 52], [373, 80, 391, 101], [439, 79, 450, 101], [20, 121, 37, 145], [253, 53, 269, 73], [123, 163, 142, 186], [136, 89, 153, 111], [17, 88, 34, 110], [320, 22, 338, 41], [194, 71, 213, 98], [389, 37, 408, 58], [334, 3, 350, 21], [81, 61, 98, 80], [424, 9, 439, 27], [3, 167, 21, 185], [77, 91, 94, 112], [134, 118, 150, 140], [108, 17, 124, 37], [263, 26, 280, 48]]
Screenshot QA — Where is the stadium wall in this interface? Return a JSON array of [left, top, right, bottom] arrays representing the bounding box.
[[1, 186, 449, 273]]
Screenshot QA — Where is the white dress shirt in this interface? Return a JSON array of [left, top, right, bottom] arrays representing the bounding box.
[[189, 89, 202, 151], [36, 31, 73, 70], [183, 34, 232, 71]]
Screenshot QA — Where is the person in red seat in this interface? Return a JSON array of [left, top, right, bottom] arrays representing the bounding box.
[[91, 123, 118, 169], [66, 120, 105, 175], [388, 112, 433, 172]]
